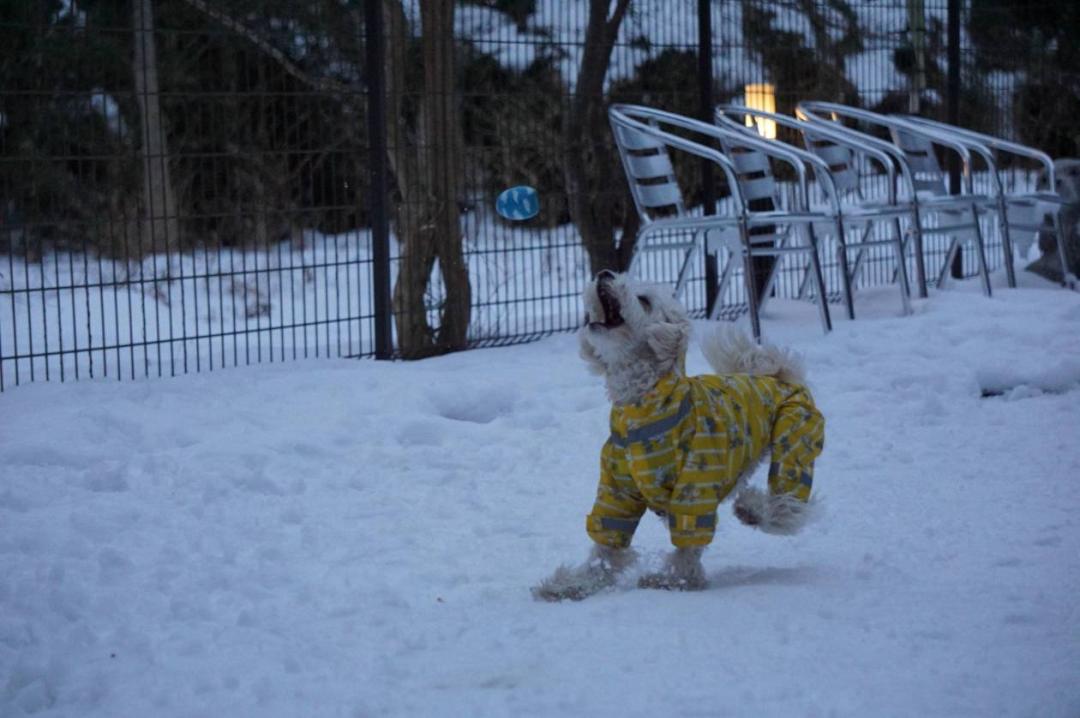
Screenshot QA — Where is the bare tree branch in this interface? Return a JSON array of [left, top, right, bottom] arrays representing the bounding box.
[[177, 0, 359, 96], [605, 0, 633, 38]]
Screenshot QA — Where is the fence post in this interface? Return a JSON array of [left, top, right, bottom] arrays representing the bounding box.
[[946, 0, 963, 279], [365, 0, 393, 359], [907, 0, 926, 113], [698, 0, 718, 315]]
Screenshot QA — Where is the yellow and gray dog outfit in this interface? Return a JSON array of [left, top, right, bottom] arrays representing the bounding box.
[[587, 372, 824, 548]]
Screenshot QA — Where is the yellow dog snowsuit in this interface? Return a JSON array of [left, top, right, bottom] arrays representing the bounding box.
[[587, 372, 824, 548]]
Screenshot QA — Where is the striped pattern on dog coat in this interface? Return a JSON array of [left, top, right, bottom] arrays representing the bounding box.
[[586, 372, 824, 548]]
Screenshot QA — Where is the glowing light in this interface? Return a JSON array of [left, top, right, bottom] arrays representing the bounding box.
[[743, 83, 777, 139]]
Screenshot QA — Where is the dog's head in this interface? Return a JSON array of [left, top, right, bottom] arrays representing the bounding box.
[[578, 270, 690, 377]]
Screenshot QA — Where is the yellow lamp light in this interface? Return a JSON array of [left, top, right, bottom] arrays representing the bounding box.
[[744, 83, 777, 139]]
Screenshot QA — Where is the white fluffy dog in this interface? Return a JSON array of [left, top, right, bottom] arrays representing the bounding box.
[[533, 270, 823, 601]]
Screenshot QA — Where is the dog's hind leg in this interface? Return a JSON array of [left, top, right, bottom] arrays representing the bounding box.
[[734, 386, 824, 535], [531, 545, 637, 602]]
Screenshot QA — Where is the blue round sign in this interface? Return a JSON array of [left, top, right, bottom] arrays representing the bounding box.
[[495, 185, 540, 221]]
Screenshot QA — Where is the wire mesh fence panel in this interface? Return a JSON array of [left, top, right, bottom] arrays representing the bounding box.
[[0, 1, 376, 389], [1, 1, 1072, 389]]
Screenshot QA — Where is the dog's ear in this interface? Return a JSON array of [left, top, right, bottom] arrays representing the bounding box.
[[646, 321, 690, 364], [578, 331, 606, 375]]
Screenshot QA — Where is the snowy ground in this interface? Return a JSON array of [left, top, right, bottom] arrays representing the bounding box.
[[2, 271, 1079, 717]]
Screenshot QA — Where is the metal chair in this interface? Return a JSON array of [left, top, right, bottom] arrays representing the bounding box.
[[715, 105, 912, 319], [608, 104, 833, 340], [898, 115, 1075, 289], [798, 101, 998, 298]]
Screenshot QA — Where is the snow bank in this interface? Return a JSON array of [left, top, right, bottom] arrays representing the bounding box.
[[2, 269, 1079, 717]]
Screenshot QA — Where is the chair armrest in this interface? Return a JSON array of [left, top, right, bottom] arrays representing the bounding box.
[[610, 105, 749, 212], [899, 115, 1056, 191], [795, 105, 919, 204], [720, 104, 907, 205], [708, 109, 841, 214], [615, 104, 828, 210], [714, 106, 846, 212], [799, 101, 980, 195]]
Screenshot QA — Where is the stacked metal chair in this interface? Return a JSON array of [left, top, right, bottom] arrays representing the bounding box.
[[715, 105, 912, 319], [797, 101, 999, 298], [896, 115, 1075, 289], [608, 104, 835, 340], [609, 101, 1072, 341]]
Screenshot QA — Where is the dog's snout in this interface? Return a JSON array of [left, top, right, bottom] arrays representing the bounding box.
[[596, 269, 616, 283]]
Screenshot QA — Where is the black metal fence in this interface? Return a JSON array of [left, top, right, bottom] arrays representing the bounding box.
[[1, 0, 1073, 389]]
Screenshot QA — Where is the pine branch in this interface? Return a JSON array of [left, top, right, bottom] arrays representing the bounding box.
[[177, 0, 360, 96]]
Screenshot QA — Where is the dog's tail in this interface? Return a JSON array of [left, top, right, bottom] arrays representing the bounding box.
[[699, 324, 807, 385]]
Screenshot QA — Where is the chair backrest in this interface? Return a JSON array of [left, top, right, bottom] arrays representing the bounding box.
[[716, 105, 854, 210], [799, 101, 973, 199], [719, 137, 777, 206], [714, 134, 783, 243], [800, 128, 860, 197], [890, 126, 947, 195], [610, 118, 686, 220]]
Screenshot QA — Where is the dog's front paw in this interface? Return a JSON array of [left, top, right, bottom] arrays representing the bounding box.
[[531, 564, 612, 602], [637, 571, 707, 591], [637, 547, 707, 591], [531, 546, 635, 602]]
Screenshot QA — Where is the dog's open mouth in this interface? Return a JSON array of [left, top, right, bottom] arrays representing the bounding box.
[[587, 276, 625, 329]]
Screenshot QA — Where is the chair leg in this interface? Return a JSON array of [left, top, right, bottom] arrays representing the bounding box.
[[740, 226, 763, 342], [797, 262, 813, 301], [850, 224, 874, 284], [892, 232, 913, 315], [759, 247, 786, 312], [910, 210, 929, 298], [938, 237, 961, 289], [997, 198, 1017, 289], [756, 227, 790, 312], [805, 225, 833, 334], [674, 230, 700, 301], [970, 204, 993, 297], [889, 218, 910, 295], [834, 220, 856, 321], [1050, 210, 1074, 288], [709, 248, 738, 321], [794, 224, 813, 301]]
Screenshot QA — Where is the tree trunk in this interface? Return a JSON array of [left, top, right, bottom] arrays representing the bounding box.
[[385, 0, 471, 358], [132, 0, 179, 253], [564, 0, 640, 277], [425, 0, 470, 352]]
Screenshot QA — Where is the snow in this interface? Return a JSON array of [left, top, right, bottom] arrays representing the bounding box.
[[54, 0, 87, 28], [2, 268, 1079, 717], [88, 91, 126, 138], [442, 0, 957, 96]]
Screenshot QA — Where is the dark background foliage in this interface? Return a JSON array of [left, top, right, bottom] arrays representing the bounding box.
[[1, 0, 1077, 257]]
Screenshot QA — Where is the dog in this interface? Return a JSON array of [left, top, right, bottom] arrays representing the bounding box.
[[532, 270, 825, 601]]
